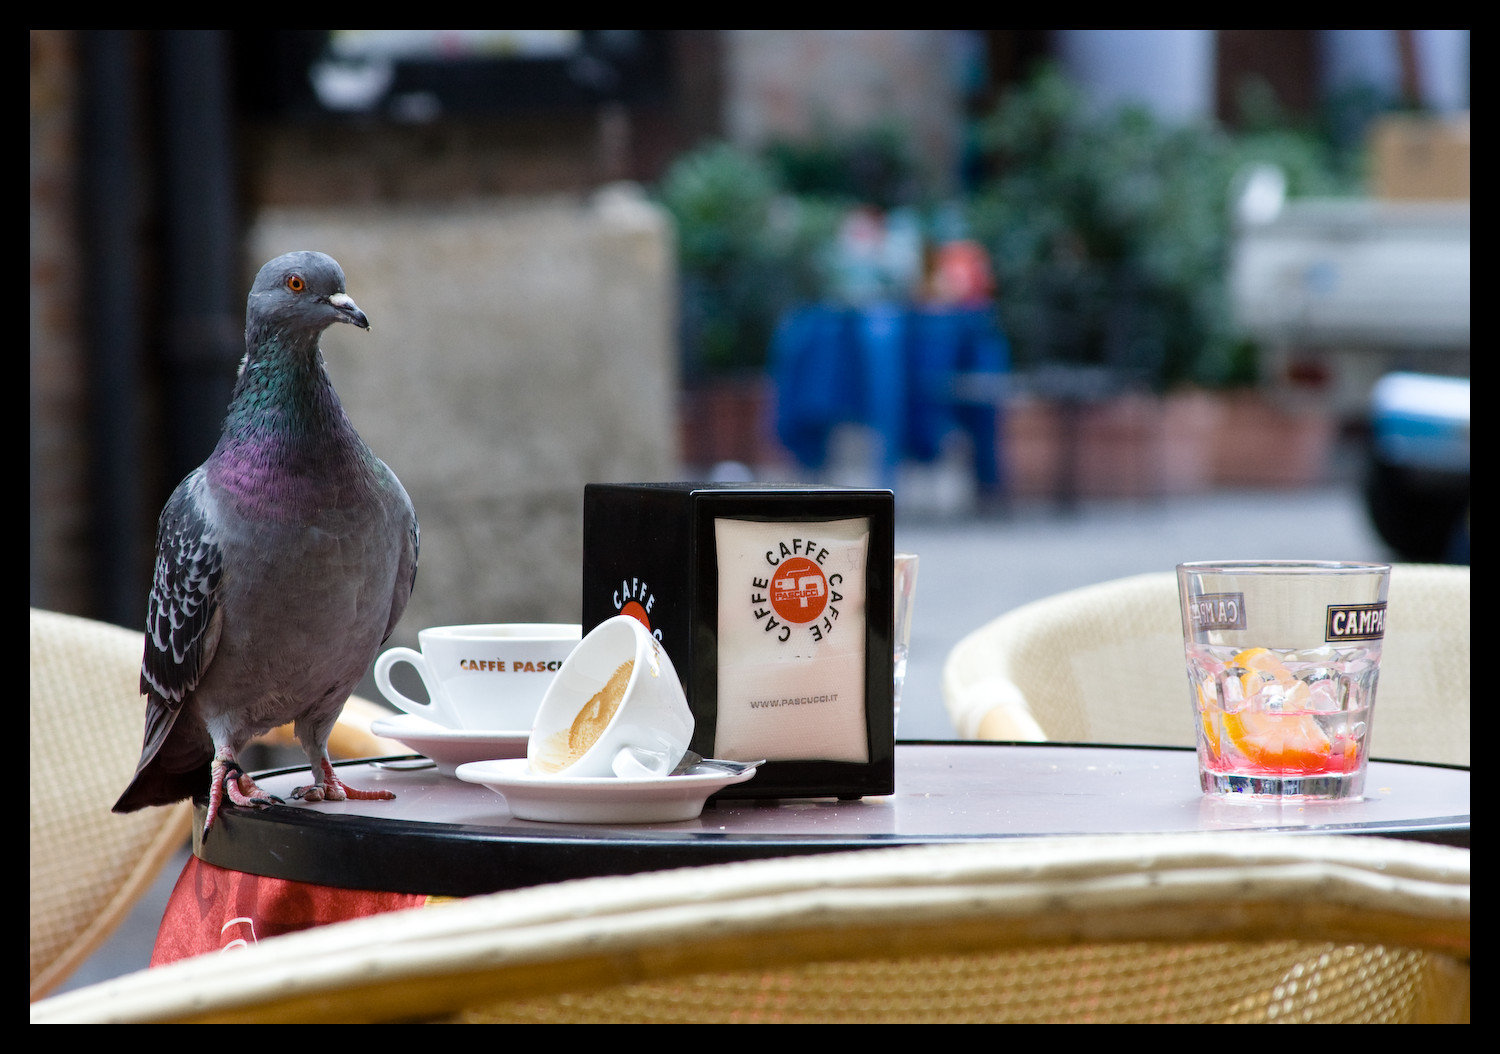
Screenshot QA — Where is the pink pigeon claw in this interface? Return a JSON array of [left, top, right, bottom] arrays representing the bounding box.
[[291, 758, 399, 804]]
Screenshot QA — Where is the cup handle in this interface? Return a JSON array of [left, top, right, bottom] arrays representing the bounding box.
[[373, 648, 452, 727], [610, 744, 680, 779]]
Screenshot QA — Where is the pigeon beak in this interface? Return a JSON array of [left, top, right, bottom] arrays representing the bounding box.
[[328, 292, 370, 330]]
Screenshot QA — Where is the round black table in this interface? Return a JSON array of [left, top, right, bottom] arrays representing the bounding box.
[[192, 742, 1470, 897]]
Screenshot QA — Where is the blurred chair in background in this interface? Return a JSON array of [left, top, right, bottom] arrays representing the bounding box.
[[942, 565, 1470, 766], [30, 832, 1469, 1023], [29, 608, 193, 1002]]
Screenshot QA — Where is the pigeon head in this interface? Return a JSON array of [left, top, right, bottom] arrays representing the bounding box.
[[247, 250, 370, 340]]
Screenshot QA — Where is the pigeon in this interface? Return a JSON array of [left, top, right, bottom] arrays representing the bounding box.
[[113, 250, 419, 840]]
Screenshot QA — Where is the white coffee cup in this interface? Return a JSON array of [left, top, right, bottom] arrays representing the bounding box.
[[374, 623, 582, 732], [527, 615, 695, 779]]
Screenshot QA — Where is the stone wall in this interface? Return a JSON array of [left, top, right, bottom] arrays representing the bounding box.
[[722, 30, 969, 196], [246, 184, 679, 645]]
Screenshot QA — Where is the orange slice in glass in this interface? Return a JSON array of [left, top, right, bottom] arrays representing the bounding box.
[[1230, 646, 1295, 689], [1222, 708, 1333, 773], [1230, 647, 1281, 670]]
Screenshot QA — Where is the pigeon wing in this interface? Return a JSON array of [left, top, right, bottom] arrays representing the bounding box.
[[141, 471, 225, 705], [382, 469, 420, 645], [114, 472, 224, 811]]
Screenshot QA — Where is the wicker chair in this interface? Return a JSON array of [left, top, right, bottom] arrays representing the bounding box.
[[28, 608, 193, 1001], [28, 608, 405, 1001], [942, 564, 1470, 766], [29, 832, 1468, 1023]]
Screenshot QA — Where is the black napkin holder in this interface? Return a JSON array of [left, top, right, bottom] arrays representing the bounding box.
[[582, 482, 894, 800]]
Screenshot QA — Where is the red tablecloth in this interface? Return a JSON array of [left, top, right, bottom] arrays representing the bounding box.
[[152, 855, 440, 966]]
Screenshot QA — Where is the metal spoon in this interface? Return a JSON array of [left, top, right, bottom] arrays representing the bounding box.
[[670, 750, 765, 776]]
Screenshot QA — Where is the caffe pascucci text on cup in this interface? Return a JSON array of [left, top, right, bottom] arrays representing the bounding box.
[[375, 624, 580, 732], [458, 658, 565, 672]]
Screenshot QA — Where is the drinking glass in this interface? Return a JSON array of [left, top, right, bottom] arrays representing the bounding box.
[[893, 552, 920, 734], [1177, 560, 1390, 800]]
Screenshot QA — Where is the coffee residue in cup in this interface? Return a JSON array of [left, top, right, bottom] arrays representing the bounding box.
[[533, 660, 633, 773]]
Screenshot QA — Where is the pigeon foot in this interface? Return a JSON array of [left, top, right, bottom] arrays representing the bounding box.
[[203, 753, 284, 839], [291, 757, 397, 803]]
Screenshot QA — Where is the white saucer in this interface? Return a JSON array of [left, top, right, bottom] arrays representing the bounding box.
[[370, 714, 529, 776], [454, 757, 758, 824]]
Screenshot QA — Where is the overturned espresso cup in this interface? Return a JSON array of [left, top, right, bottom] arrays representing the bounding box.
[[527, 615, 695, 779]]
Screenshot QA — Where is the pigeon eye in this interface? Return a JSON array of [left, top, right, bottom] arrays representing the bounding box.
[[286, 275, 306, 293]]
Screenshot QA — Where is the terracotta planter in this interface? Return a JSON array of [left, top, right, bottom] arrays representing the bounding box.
[[1002, 387, 1339, 499], [1002, 390, 1217, 500], [677, 376, 789, 471], [1208, 390, 1339, 488]]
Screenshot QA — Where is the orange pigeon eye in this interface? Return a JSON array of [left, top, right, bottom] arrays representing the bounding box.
[[286, 274, 305, 293]]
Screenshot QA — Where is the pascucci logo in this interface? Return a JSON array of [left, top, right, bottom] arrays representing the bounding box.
[[611, 576, 663, 641], [772, 556, 827, 622], [750, 538, 845, 643]]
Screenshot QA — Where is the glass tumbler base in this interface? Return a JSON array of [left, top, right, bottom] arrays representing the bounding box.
[[1200, 768, 1365, 801]]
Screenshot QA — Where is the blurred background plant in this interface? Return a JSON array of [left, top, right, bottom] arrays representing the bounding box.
[[658, 142, 839, 381], [659, 61, 1365, 392], [656, 143, 783, 381], [762, 117, 923, 210], [658, 121, 931, 382], [964, 63, 1361, 392]]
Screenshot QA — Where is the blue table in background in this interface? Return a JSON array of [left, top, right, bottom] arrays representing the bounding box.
[[771, 303, 1010, 494]]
